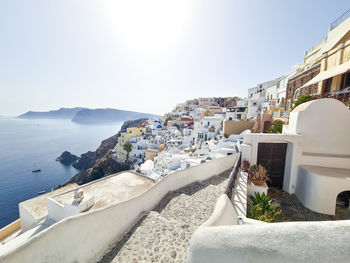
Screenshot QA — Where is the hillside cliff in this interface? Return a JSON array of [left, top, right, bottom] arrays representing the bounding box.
[[71, 108, 160, 124], [61, 118, 148, 186], [18, 107, 160, 125], [18, 107, 85, 119]]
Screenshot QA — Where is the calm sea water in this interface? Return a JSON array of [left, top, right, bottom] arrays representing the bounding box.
[[0, 118, 122, 228]]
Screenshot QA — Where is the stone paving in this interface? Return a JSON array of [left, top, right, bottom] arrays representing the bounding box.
[[98, 169, 231, 263], [268, 187, 336, 221]]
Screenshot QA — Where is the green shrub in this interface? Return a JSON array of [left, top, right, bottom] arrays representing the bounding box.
[[292, 94, 311, 109], [250, 192, 270, 207], [248, 192, 282, 223], [266, 120, 284, 134], [164, 116, 170, 126], [91, 167, 104, 181]]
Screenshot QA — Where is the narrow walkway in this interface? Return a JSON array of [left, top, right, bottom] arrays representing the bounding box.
[[98, 169, 232, 263]]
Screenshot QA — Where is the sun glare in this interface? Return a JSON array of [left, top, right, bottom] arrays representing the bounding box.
[[103, 0, 192, 55]]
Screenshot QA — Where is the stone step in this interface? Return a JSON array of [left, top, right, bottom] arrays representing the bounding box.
[[103, 211, 192, 263], [158, 184, 222, 229], [99, 174, 232, 263], [200, 175, 229, 192], [216, 168, 232, 179]]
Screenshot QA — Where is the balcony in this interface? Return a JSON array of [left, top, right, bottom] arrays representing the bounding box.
[[323, 89, 350, 103]]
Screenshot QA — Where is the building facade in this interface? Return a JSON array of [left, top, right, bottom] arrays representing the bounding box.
[[285, 64, 321, 110], [291, 10, 350, 107]]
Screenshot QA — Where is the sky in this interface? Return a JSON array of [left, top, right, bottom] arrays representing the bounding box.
[[0, 0, 349, 116]]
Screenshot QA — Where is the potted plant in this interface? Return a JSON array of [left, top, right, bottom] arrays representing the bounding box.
[[249, 164, 270, 186], [242, 160, 250, 172]]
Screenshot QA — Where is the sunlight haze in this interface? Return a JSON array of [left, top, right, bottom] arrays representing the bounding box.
[[0, 0, 349, 115]]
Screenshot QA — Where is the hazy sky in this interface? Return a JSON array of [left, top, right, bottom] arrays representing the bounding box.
[[1, 1, 349, 116]]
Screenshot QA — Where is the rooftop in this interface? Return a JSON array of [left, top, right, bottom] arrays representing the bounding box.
[[329, 9, 350, 31], [19, 183, 78, 222], [53, 172, 155, 211]]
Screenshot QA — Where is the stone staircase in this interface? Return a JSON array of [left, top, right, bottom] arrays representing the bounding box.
[[98, 169, 231, 263]]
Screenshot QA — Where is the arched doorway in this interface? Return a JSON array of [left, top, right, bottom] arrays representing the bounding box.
[[335, 191, 350, 219]]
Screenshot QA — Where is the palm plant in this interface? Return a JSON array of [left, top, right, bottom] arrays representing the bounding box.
[[123, 141, 132, 160]]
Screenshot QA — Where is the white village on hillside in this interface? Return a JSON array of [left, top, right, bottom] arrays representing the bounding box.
[[1, 9, 350, 263]]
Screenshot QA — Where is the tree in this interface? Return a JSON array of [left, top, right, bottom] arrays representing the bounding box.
[[123, 141, 132, 160]]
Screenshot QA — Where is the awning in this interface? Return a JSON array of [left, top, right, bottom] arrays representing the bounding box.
[[301, 60, 350, 88]]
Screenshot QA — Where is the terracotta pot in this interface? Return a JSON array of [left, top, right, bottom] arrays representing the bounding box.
[[251, 179, 266, 186]]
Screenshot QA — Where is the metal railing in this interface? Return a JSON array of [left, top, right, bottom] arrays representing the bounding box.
[[329, 9, 350, 31], [225, 152, 241, 199]]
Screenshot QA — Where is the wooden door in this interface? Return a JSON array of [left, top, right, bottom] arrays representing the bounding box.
[[257, 143, 287, 188]]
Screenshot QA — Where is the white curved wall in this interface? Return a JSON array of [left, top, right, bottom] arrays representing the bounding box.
[[295, 165, 350, 215], [201, 194, 238, 227], [286, 99, 350, 156], [0, 154, 237, 263], [188, 220, 350, 263]]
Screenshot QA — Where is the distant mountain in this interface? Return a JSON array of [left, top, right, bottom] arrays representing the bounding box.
[[71, 108, 161, 124], [18, 108, 86, 120], [17, 107, 161, 124]]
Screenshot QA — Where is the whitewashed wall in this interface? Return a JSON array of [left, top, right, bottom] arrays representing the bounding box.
[[188, 220, 350, 263], [284, 98, 350, 156]]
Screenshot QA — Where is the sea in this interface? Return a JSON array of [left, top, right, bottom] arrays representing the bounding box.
[[0, 117, 122, 229]]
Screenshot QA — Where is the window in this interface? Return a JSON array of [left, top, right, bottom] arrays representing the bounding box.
[[342, 72, 350, 89], [324, 78, 332, 93]]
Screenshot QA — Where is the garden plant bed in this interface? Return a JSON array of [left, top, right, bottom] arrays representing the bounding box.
[[267, 187, 350, 221]]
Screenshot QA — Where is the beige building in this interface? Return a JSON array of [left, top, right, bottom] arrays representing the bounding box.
[[222, 120, 255, 137], [300, 11, 350, 104], [198, 97, 217, 108], [145, 149, 159, 161]]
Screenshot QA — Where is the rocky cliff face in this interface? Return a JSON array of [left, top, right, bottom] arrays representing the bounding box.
[[57, 151, 79, 165], [67, 155, 130, 185], [72, 134, 118, 170], [61, 118, 149, 186]]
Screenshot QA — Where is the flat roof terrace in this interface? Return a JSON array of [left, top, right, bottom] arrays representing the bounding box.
[[19, 183, 78, 223], [52, 172, 155, 211]]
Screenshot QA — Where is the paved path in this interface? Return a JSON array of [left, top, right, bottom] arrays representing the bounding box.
[[99, 169, 231, 263]]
